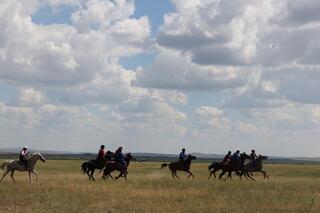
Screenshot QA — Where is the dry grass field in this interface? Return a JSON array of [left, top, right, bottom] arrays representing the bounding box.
[[1, 160, 320, 213]]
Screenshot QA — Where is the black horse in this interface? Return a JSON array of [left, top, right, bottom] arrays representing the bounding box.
[[161, 155, 197, 179], [81, 151, 114, 181], [102, 153, 136, 181]]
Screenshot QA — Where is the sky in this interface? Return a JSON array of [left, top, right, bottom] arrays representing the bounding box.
[[1, 0, 320, 157]]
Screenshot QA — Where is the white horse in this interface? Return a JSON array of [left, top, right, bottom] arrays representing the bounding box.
[[0, 152, 46, 183]]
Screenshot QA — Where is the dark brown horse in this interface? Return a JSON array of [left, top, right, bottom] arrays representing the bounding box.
[[102, 153, 135, 181], [161, 155, 197, 179], [217, 153, 255, 181], [208, 162, 221, 179], [243, 155, 269, 179], [81, 151, 114, 181]]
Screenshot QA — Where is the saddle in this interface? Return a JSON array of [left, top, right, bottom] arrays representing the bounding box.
[[17, 160, 28, 170]]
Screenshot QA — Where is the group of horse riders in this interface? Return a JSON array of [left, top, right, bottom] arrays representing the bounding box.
[[19, 146, 259, 169], [96, 145, 127, 169], [17, 145, 128, 171], [178, 148, 259, 168], [221, 149, 259, 167]]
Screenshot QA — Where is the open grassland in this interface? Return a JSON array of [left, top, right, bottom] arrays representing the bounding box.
[[1, 160, 320, 213]]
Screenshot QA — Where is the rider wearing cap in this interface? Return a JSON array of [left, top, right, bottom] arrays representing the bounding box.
[[19, 146, 29, 170]]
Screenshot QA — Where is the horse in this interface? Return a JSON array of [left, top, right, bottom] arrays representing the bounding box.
[[243, 155, 269, 179], [102, 153, 136, 181], [161, 155, 197, 179], [217, 153, 255, 181], [0, 152, 46, 183], [81, 151, 114, 181], [208, 162, 222, 179]]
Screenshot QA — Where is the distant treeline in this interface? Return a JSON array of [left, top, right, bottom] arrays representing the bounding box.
[[0, 153, 319, 164]]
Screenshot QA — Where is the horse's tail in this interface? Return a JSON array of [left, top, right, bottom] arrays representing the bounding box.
[[81, 162, 88, 174], [161, 163, 169, 169], [0, 161, 9, 171]]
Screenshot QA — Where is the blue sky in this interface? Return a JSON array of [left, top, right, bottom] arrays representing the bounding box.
[[1, 0, 320, 157]]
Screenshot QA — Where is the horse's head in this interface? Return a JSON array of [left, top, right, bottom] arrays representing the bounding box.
[[31, 152, 46, 162], [106, 151, 114, 155], [125, 153, 136, 161], [187, 155, 197, 160], [240, 152, 251, 159], [258, 155, 268, 160], [208, 162, 215, 171], [208, 162, 220, 171]]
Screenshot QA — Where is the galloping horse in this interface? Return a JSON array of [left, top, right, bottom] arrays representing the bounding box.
[[208, 162, 222, 179], [243, 155, 269, 179], [161, 155, 197, 179], [1, 152, 46, 183], [102, 153, 136, 180], [81, 151, 114, 181]]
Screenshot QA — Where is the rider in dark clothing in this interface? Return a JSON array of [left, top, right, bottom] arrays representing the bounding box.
[[221, 151, 232, 165], [179, 148, 187, 169], [231, 150, 241, 163], [250, 149, 258, 168], [179, 148, 187, 162], [115, 147, 126, 169], [19, 146, 29, 170], [97, 145, 106, 161]]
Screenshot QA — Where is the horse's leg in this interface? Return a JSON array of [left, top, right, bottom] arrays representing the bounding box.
[[261, 171, 269, 179], [10, 170, 16, 183], [115, 172, 122, 180], [28, 170, 33, 183], [218, 171, 226, 179], [31, 170, 39, 182], [109, 173, 114, 180], [208, 171, 213, 179], [123, 172, 127, 181], [86, 170, 91, 181], [171, 171, 175, 179], [246, 171, 255, 181], [1, 170, 10, 182], [90, 169, 95, 181], [174, 171, 180, 179], [185, 170, 194, 179]]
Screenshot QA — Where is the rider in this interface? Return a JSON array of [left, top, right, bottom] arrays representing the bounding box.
[[231, 150, 241, 164], [97, 145, 106, 161], [250, 149, 258, 168], [179, 148, 187, 162], [221, 151, 232, 165], [179, 148, 188, 169], [115, 146, 126, 170], [19, 146, 29, 170]]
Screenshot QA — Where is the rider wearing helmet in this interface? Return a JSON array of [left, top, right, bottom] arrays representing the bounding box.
[[19, 146, 29, 170]]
